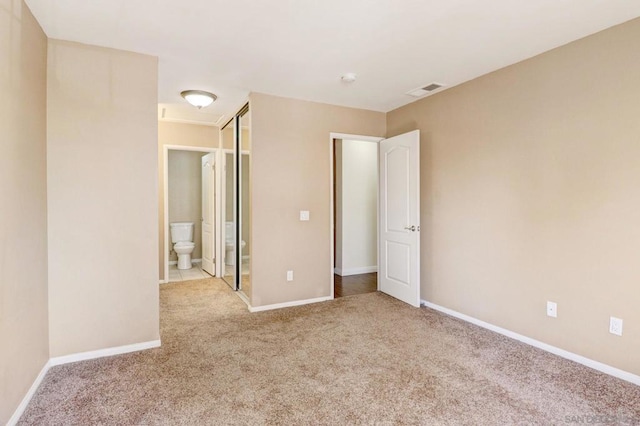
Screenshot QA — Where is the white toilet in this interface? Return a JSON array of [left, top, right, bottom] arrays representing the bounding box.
[[225, 222, 246, 266], [170, 222, 195, 270]]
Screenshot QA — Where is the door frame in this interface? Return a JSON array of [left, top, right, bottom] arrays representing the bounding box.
[[328, 133, 384, 299], [162, 145, 220, 284]]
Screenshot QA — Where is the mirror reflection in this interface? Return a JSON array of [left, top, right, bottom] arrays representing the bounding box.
[[222, 120, 236, 289], [238, 109, 251, 300]]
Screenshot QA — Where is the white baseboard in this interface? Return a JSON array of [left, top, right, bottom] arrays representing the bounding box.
[[159, 279, 168, 284], [7, 360, 52, 426], [49, 340, 161, 366], [334, 266, 377, 276], [249, 296, 332, 313], [421, 300, 640, 386], [8, 340, 161, 424]]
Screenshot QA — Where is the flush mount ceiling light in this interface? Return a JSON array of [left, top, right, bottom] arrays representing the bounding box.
[[341, 73, 357, 83], [180, 90, 217, 109]]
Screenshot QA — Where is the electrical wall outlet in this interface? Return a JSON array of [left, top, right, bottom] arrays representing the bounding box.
[[286, 270, 294, 281], [546, 301, 557, 318], [300, 210, 310, 221], [609, 316, 623, 336]]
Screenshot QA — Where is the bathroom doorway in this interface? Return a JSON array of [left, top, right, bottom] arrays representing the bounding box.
[[163, 145, 218, 283], [331, 135, 382, 298]]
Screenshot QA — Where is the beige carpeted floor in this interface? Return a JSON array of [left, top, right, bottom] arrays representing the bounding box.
[[19, 278, 640, 425]]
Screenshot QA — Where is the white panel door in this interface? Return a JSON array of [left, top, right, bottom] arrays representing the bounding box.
[[201, 153, 215, 276], [379, 130, 420, 307]]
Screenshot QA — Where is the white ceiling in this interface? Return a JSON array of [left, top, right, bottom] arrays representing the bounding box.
[[26, 0, 640, 124]]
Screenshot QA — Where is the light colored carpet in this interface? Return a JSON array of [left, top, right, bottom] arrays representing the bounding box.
[[18, 278, 640, 425]]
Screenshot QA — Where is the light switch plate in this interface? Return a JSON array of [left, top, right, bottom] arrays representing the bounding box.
[[300, 210, 310, 221], [546, 301, 557, 318], [609, 316, 623, 336]]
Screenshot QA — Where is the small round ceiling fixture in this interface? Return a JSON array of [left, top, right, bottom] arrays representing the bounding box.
[[341, 73, 357, 83], [180, 90, 217, 109]]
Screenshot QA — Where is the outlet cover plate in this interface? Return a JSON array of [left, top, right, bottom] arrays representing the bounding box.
[[300, 210, 310, 221], [547, 301, 557, 318], [286, 270, 294, 281]]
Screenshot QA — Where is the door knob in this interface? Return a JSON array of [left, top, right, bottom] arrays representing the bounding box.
[[404, 225, 416, 232]]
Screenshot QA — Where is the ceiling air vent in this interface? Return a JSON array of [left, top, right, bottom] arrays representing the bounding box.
[[406, 82, 444, 97]]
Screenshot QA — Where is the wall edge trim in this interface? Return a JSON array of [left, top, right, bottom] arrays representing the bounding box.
[[7, 360, 52, 426], [249, 296, 332, 313], [49, 340, 161, 367], [421, 300, 640, 386]]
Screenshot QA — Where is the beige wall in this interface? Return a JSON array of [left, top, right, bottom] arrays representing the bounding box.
[[158, 122, 219, 280], [387, 18, 640, 375], [47, 40, 159, 356], [0, 2, 49, 423], [168, 150, 203, 260], [250, 93, 386, 307]]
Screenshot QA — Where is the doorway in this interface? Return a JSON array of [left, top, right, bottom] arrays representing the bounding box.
[[163, 146, 217, 283], [331, 135, 383, 298], [329, 131, 421, 306]]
